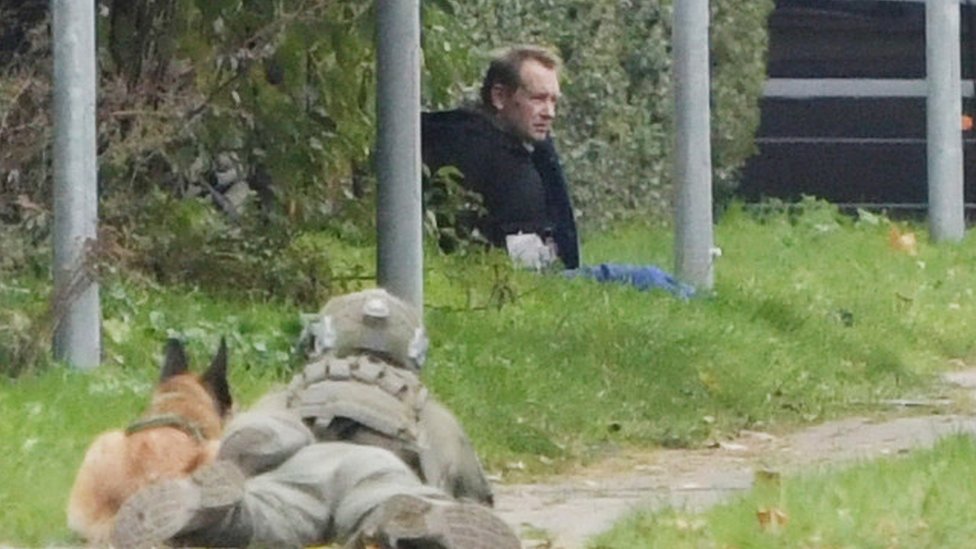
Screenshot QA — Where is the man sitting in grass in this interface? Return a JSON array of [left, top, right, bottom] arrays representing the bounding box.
[[423, 44, 579, 270], [423, 45, 692, 297]]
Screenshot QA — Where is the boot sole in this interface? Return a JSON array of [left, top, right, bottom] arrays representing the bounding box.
[[354, 494, 522, 549], [111, 461, 245, 548]]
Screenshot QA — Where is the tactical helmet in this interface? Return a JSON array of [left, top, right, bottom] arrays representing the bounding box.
[[304, 288, 428, 371]]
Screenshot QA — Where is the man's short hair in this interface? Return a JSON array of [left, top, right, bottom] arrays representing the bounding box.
[[479, 45, 562, 111]]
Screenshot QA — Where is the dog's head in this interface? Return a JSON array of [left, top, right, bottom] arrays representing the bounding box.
[[145, 337, 233, 440]]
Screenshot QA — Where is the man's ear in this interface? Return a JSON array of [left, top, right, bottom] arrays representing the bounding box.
[[490, 83, 511, 111]]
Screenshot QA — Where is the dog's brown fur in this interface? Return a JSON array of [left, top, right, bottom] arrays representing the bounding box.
[[66, 338, 233, 545]]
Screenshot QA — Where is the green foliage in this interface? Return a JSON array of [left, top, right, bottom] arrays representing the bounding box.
[[92, 0, 474, 292], [120, 189, 369, 304], [0, 197, 51, 277], [423, 165, 490, 255], [0, 279, 50, 378], [420, 2, 482, 109], [0, 204, 55, 378], [136, 0, 380, 221], [710, 0, 775, 201]]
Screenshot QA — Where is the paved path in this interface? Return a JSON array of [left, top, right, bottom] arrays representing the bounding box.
[[495, 371, 976, 548]]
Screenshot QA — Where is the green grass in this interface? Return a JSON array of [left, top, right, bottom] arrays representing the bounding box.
[[3, 200, 976, 545], [425, 203, 976, 466], [591, 434, 976, 548]]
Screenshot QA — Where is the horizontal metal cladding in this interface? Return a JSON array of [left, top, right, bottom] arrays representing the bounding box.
[[755, 95, 928, 138], [763, 79, 976, 99], [767, 0, 928, 79], [738, 0, 976, 209], [740, 141, 976, 203]]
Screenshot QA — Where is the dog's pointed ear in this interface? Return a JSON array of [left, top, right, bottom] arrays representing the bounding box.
[[202, 337, 233, 417], [161, 338, 190, 381]]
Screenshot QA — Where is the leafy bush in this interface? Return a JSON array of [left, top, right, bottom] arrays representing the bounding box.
[[422, 165, 489, 255], [0, 307, 48, 377], [121, 189, 358, 304]]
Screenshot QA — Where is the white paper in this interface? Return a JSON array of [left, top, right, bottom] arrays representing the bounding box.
[[505, 233, 556, 270]]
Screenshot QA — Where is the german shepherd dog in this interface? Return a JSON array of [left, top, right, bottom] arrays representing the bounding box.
[[67, 338, 233, 545]]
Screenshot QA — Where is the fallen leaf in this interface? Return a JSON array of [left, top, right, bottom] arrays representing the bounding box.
[[756, 507, 789, 530], [754, 469, 781, 485], [888, 226, 918, 256]]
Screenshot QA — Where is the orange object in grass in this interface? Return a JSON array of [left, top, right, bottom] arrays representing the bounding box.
[[888, 226, 918, 256]]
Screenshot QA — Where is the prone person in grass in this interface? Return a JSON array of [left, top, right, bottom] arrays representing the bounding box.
[[111, 288, 520, 549]]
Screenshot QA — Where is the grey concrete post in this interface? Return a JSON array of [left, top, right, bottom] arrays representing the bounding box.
[[375, 0, 423, 311], [673, 0, 715, 290], [927, 0, 965, 241], [52, 0, 101, 368]]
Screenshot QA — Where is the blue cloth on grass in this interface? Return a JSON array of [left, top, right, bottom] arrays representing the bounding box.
[[564, 263, 696, 299]]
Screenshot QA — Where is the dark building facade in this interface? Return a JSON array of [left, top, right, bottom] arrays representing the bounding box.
[[738, 0, 976, 210]]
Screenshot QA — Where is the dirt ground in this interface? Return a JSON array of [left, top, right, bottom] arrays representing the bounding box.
[[493, 370, 976, 548]]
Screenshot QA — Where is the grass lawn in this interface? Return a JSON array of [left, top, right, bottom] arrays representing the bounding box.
[[3, 200, 976, 545]]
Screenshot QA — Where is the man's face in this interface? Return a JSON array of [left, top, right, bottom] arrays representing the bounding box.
[[492, 58, 561, 142]]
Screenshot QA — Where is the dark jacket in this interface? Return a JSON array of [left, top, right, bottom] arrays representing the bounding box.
[[421, 109, 580, 269]]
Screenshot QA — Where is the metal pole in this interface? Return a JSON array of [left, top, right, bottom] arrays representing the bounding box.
[[673, 0, 715, 290], [375, 0, 423, 311], [52, 0, 101, 368], [927, 0, 965, 241]]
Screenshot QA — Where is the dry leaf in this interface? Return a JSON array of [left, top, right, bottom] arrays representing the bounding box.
[[756, 507, 790, 530], [888, 226, 918, 256], [754, 469, 781, 486]]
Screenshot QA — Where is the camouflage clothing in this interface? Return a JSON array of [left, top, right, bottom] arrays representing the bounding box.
[[293, 288, 493, 504], [112, 407, 519, 548], [112, 289, 509, 547], [302, 288, 428, 372], [285, 352, 494, 504]]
